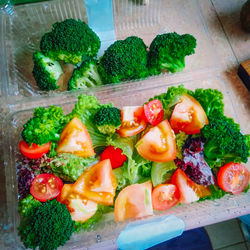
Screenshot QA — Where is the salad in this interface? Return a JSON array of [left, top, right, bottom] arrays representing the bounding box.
[[17, 85, 250, 249]]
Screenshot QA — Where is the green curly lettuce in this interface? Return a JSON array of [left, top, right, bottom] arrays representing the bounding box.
[[47, 153, 97, 182]]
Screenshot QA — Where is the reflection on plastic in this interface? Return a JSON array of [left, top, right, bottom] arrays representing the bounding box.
[[85, 0, 116, 56], [117, 215, 185, 250]]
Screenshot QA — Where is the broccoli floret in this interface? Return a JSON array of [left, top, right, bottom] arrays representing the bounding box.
[[68, 59, 102, 90], [148, 32, 197, 74], [22, 106, 64, 145], [40, 19, 100, 65], [94, 107, 121, 135], [32, 51, 63, 91], [18, 199, 75, 250], [18, 194, 41, 217], [202, 115, 250, 167], [98, 36, 149, 84]]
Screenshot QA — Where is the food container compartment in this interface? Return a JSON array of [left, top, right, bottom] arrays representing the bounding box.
[[0, 0, 218, 98], [2, 75, 249, 249]]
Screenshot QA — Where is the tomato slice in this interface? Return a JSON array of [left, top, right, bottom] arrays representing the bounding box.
[[136, 119, 176, 162], [72, 159, 117, 205], [100, 146, 127, 169], [217, 162, 249, 195], [152, 184, 180, 211], [19, 140, 51, 159], [170, 94, 208, 134], [170, 169, 211, 204], [57, 184, 98, 222], [144, 100, 164, 126], [114, 181, 153, 222], [56, 117, 95, 157], [30, 173, 63, 202], [117, 106, 147, 137]]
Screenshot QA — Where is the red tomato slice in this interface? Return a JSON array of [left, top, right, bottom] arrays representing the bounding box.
[[56, 117, 95, 157], [114, 181, 153, 222], [100, 146, 127, 169], [144, 100, 164, 126], [170, 169, 211, 204], [30, 173, 63, 202], [152, 184, 180, 211], [72, 159, 117, 206], [19, 140, 51, 159], [117, 106, 147, 137], [217, 162, 249, 195], [170, 94, 208, 134], [57, 184, 98, 222], [136, 119, 176, 162]]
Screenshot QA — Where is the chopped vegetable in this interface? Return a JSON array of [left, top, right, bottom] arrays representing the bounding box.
[[114, 181, 153, 222], [144, 100, 164, 126], [58, 184, 98, 222], [47, 153, 96, 182], [18, 194, 41, 217], [100, 146, 127, 169], [217, 162, 249, 194], [202, 115, 250, 167], [73, 159, 117, 205], [152, 184, 180, 211], [18, 199, 75, 250], [98, 36, 149, 84], [170, 169, 211, 204], [22, 105, 65, 145], [151, 161, 177, 187], [174, 137, 215, 186], [56, 117, 95, 157], [40, 19, 100, 65], [30, 173, 63, 202], [19, 141, 51, 159], [169, 94, 208, 134], [148, 32, 196, 74], [32, 51, 63, 91], [68, 59, 102, 90], [94, 107, 121, 135], [117, 106, 147, 137], [136, 119, 176, 162]]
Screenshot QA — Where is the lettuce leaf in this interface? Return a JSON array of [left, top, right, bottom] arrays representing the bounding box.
[[47, 153, 97, 182]]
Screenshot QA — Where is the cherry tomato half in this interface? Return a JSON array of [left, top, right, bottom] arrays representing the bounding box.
[[152, 184, 180, 211], [19, 140, 51, 159], [30, 173, 63, 202], [144, 100, 164, 126], [217, 162, 249, 195]]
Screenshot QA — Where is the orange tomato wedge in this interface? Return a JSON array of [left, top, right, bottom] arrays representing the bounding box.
[[72, 159, 117, 206], [114, 181, 153, 222], [56, 117, 95, 157]]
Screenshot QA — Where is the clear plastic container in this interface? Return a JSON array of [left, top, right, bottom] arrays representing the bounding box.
[[0, 0, 218, 98], [1, 75, 250, 249]]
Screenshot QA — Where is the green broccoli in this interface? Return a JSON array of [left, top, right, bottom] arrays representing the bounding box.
[[40, 19, 100, 65], [68, 59, 102, 90], [18, 194, 41, 217], [32, 51, 63, 91], [22, 105, 65, 145], [148, 32, 196, 74], [202, 115, 250, 167], [98, 36, 149, 84], [93, 107, 121, 135], [18, 199, 75, 250]]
